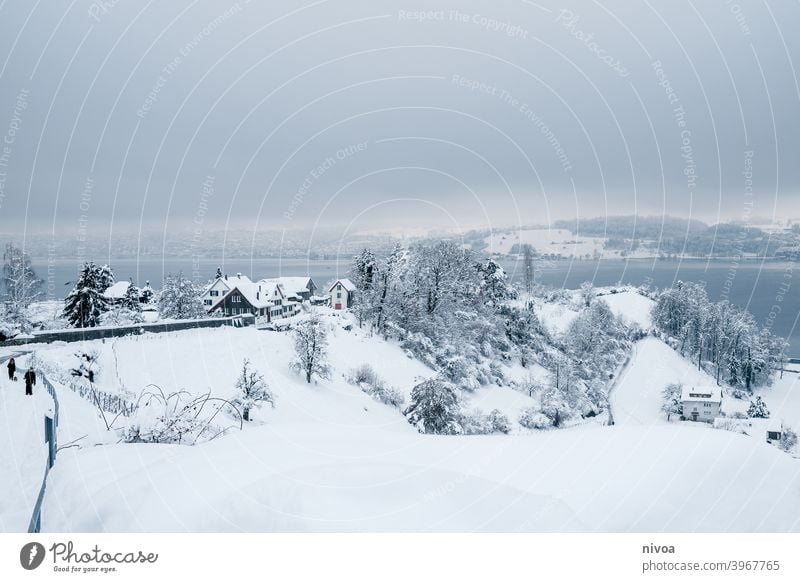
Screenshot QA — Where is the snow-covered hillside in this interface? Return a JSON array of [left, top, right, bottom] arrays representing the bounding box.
[[3, 299, 798, 533]]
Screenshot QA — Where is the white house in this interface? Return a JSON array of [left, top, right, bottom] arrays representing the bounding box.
[[329, 278, 356, 310], [200, 275, 235, 309], [206, 273, 303, 322], [681, 385, 722, 422], [258, 277, 317, 304]]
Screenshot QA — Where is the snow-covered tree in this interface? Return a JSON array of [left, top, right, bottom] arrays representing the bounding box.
[[158, 272, 204, 320], [2, 243, 43, 332], [291, 315, 331, 383], [522, 244, 535, 296], [63, 262, 112, 328], [404, 378, 461, 435], [475, 258, 513, 304], [661, 382, 683, 420], [350, 248, 377, 291], [139, 281, 155, 304], [122, 278, 141, 312], [747, 395, 770, 419], [232, 358, 274, 421], [579, 282, 596, 308]]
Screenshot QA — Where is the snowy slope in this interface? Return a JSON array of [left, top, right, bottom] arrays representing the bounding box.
[[10, 308, 800, 533], [599, 291, 654, 329], [43, 422, 800, 532], [610, 337, 717, 426]]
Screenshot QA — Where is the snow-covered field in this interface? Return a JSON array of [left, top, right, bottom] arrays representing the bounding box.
[[2, 300, 799, 533], [485, 229, 605, 257]]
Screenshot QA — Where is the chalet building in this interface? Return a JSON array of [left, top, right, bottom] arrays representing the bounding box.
[[681, 386, 722, 422], [205, 273, 321, 323], [258, 277, 318, 303], [329, 278, 356, 310], [201, 275, 235, 308]]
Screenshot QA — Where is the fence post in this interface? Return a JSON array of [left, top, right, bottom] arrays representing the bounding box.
[[44, 415, 56, 468]]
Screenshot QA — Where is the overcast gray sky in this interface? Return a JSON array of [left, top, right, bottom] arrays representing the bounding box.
[[0, 0, 798, 239]]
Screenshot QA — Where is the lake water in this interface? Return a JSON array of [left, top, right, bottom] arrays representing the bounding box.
[[33, 256, 800, 356]]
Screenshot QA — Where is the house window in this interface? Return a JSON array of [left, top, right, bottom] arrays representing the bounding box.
[[337, 292, 342, 298], [232, 295, 241, 303], [204, 299, 212, 306], [210, 290, 219, 297]]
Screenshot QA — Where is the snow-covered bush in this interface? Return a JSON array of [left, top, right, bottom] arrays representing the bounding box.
[[461, 408, 511, 435], [488, 409, 511, 434], [346, 364, 405, 408], [747, 395, 770, 419], [779, 426, 797, 453], [347, 363, 380, 386], [122, 385, 240, 445], [404, 378, 462, 435], [518, 407, 552, 430]]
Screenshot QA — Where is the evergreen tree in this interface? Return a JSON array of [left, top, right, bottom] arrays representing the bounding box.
[[63, 262, 111, 328], [158, 272, 204, 319], [122, 278, 142, 312], [747, 395, 770, 419], [404, 378, 462, 435], [350, 248, 377, 291], [475, 258, 512, 305], [139, 281, 154, 304]]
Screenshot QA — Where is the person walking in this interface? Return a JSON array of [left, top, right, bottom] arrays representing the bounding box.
[[7, 357, 16, 381], [24, 366, 36, 396]]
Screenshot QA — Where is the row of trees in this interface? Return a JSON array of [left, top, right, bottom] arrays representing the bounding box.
[[651, 282, 787, 390], [62, 262, 204, 328]]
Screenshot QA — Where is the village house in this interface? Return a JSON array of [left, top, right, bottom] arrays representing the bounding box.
[[203, 273, 321, 323], [681, 385, 722, 422], [329, 278, 356, 310], [259, 277, 318, 303]]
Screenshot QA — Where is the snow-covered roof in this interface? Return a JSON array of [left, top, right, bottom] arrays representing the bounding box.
[[258, 277, 315, 296], [103, 280, 131, 299], [210, 276, 285, 311], [329, 278, 356, 293], [681, 385, 722, 403]]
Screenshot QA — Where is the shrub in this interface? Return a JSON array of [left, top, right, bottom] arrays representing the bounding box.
[[518, 407, 552, 430]]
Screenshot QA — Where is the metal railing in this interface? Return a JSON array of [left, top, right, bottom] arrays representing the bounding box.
[[27, 373, 58, 533]]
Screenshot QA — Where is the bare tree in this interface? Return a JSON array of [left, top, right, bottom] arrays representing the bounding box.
[[232, 358, 274, 421], [291, 315, 331, 383]]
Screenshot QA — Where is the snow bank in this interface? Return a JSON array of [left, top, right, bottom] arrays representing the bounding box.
[[44, 422, 800, 532]]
